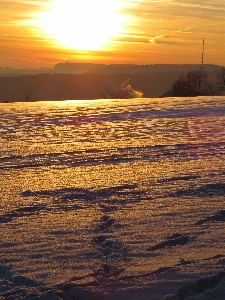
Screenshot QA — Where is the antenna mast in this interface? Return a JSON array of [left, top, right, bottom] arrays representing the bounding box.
[[201, 37, 204, 65]]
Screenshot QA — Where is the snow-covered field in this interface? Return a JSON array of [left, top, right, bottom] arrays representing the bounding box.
[[1, 97, 225, 300]]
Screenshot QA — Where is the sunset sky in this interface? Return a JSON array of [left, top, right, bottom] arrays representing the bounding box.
[[1, 0, 225, 68]]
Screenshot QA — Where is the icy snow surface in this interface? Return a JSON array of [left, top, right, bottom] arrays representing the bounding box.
[[1, 97, 225, 299]]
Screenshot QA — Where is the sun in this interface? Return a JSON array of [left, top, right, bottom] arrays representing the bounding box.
[[38, 0, 127, 51]]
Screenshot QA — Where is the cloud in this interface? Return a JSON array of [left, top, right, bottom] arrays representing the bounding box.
[[149, 34, 185, 45], [113, 35, 151, 44], [149, 35, 166, 44], [122, 0, 225, 48], [124, 0, 225, 21]]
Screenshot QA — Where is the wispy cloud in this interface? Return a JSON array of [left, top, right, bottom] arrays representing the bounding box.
[[149, 35, 166, 44], [113, 34, 151, 44]]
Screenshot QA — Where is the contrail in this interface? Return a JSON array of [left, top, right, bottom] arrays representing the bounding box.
[[24, 53, 41, 62]]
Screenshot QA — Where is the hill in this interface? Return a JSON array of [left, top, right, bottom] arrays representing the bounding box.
[[0, 64, 223, 102]]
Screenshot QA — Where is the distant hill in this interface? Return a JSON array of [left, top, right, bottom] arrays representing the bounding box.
[[53, 63, 223, 75], [0, 67, 51, 77], [0, 64, 224, 102]]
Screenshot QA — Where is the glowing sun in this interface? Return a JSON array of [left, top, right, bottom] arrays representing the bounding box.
[[39, 0, 127, 51]]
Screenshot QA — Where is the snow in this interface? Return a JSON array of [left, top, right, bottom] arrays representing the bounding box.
[[1, 97, 225, 299]]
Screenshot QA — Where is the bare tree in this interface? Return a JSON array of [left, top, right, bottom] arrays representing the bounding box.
[[170, 69, 214, 97], [21, 91, 35, 102], [216, 68, 225, 93]]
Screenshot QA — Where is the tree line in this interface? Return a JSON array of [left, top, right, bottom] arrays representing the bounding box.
[[1, 67, 224, 102], [101, 68, 225, 99], [169, 67, 225, 97]]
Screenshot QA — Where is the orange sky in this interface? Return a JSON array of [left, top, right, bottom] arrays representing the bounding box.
[[1, 0, 225, 68]]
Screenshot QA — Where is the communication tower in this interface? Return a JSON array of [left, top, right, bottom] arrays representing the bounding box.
[[201, 38, 204, 65]]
